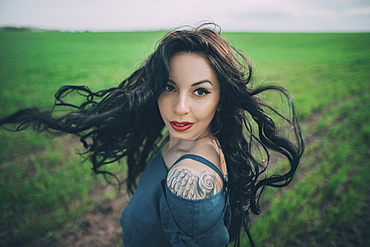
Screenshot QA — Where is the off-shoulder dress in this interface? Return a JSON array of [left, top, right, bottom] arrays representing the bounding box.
[[120, 151, 230, 247]]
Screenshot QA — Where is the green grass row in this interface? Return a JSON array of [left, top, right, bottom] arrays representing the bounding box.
[[0, 31, 369, 246], [225, 32, 370, 118], [248, 88, 370, 246], [0, 134, 126, 246]]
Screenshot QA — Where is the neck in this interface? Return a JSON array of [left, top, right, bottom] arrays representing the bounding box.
[[166, 137, 192, 151], [166, 133, 216, 152]]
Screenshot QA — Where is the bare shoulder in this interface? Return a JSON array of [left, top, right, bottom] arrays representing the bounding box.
[[166, 159, 223, 200], [191, 138, 225, 169]]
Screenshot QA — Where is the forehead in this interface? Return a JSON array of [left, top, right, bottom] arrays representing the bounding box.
[[169, 53, 219, 86]]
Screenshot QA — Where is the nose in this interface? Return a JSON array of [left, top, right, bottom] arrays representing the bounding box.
[[173, 93, 190, 115]]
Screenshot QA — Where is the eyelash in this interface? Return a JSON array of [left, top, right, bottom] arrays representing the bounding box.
[[164, 85, 211, 96], [164, 84, 176, 92], [194, 88, 211, 96]]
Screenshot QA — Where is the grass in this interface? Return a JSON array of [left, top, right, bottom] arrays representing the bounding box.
[[0, 30, 369, 246], [225, 32, 370, 118], [248, 88, 370, 246], [0, 135, 96, 245]]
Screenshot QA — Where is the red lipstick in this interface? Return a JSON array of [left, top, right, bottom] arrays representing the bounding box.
[[170, 121, 193, 132]]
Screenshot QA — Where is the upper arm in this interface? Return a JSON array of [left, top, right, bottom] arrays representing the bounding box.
[[166, 160, 223, 200]]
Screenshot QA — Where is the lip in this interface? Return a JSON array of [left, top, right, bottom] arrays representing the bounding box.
[[169, 121, 193, 132]]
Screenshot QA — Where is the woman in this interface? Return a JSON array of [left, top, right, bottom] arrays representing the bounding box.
[[0, 24, 304, 246]]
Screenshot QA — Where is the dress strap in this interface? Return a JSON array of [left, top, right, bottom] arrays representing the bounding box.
[[170, 154, 225, 181]]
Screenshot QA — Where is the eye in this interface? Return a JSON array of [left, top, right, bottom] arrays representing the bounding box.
[[164, 84, 176, 92], [194, 88, 210, 96]]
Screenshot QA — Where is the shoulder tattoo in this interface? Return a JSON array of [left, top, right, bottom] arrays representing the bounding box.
[[166, 167, 222, 200]]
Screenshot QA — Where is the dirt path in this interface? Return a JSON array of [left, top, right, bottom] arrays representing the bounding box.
[[34, 184, 130, 247]]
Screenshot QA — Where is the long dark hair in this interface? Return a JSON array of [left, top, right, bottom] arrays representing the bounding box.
[[0, 23, 304, 246]]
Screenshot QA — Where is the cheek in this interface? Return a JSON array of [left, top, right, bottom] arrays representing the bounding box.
[[158, 95, 173, 120], [157, 98, 166, 117], [195, 100, 219, 122]]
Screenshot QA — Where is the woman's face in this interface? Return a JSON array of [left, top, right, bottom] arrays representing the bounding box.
[[158, 52, 220, 140]]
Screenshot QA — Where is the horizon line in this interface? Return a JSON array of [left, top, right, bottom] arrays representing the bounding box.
[[1, 25, 369, 34]]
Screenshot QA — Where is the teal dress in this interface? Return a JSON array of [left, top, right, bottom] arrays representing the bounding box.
[[120, 151, 230, 246]]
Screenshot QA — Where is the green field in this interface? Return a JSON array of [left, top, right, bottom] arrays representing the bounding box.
[[0, 31, 369, 246]]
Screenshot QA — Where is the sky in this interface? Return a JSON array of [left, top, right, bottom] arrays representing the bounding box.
[[0, 0, 369, 32]]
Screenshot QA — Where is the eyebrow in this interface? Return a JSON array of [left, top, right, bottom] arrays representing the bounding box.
[[168, 78, 214, 87]]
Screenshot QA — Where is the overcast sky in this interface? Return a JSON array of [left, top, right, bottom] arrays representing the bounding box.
[[0, 0, 369, 32]]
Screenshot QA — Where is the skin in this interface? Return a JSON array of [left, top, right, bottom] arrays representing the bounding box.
[[158, 52, 226, 200], [158, 52, 221, 142]]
